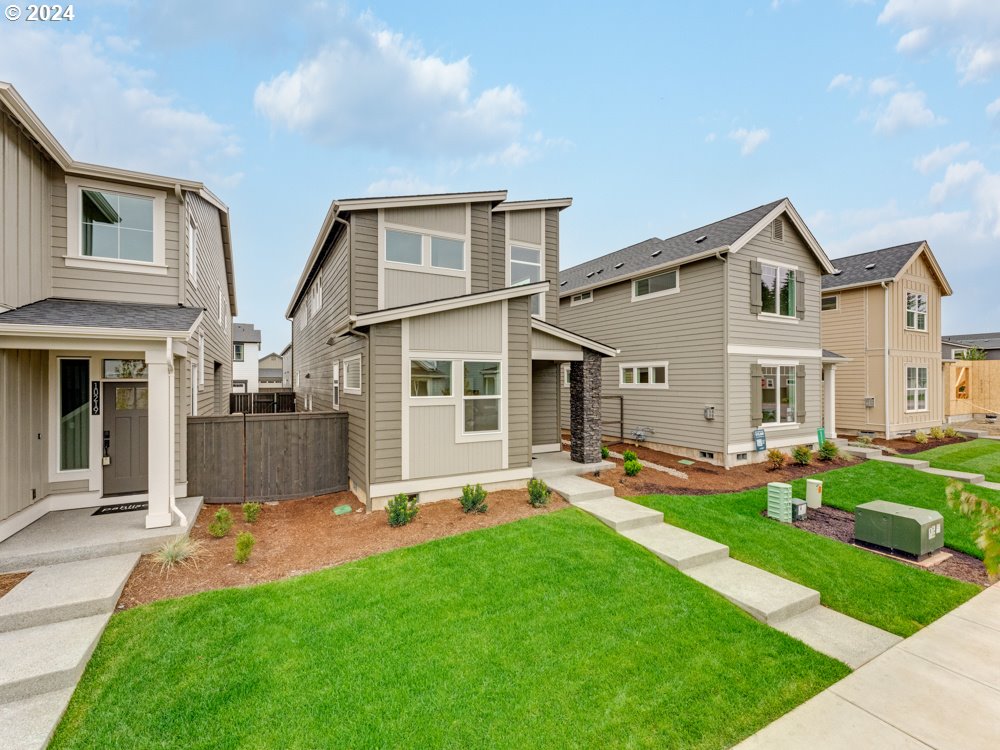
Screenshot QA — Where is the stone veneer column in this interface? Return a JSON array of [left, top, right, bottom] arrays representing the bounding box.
[[570, 349, 603, 464]]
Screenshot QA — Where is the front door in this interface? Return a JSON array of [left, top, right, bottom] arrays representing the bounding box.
[[103, 382, 149, 495]]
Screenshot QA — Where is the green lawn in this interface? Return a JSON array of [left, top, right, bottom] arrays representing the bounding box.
[[52, 510, 848, 750], [790, 459, 1000, 558], [910, 438, 1000, 484]]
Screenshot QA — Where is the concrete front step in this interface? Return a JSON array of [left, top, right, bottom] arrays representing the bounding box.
[[0, 614, 110, 703], [0, 688, 75, 750], [842, 446, 883, 459], [686, 559, 820, 624], [0, 553, 138, 632], [871, 455, 930, 469], [532, 454, 613, 480], [918, 466, 986, 484], [545, 474, 615, 504], [773, 606, 902, 669], [574, 497, 664, 532], [621, 524, 729, 570]]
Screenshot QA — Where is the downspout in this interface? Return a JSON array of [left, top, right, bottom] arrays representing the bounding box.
[[165, 336, 187, 528], [719, 250, 731, 468], [881, 281, 891, 438], [350, 328, 372, 508]]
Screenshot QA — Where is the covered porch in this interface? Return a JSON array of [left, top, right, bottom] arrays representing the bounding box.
[[821, 349, 848, 440]]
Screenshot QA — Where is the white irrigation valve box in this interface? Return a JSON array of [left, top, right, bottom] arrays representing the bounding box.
[[806, 479, 822, 509]]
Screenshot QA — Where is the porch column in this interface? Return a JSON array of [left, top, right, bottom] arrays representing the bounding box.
[[570, 349, 602, 464], [823, 363, 837, 439], [145, 347, 173, 528]]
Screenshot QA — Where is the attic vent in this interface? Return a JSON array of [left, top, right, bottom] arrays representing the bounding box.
[[695, 235, 707, 243], [614, 262, 624, 269], [865, 263, 876, 270], [585, 272, 595, 278], [772, 218, 783, 241], [651, 250, 662, 257], [832, 269, 842, 275], [559, 281, 567, 286], [596, 269, 603, 274]]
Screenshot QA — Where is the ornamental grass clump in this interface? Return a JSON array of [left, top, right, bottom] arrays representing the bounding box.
[[460, 483, 488, 514], [929, 426, 945, 440], [153, 536, 204, 572], [527, 478, 551, 508], [943, 425, 959, 439], [914, 430, 929, 445], [387, 493, 419, 527], [207, 508, 233, 538]]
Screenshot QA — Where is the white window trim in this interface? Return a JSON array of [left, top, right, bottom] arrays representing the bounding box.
[[460, 360, 503, 438], [757, 359, 800, 429], [190, 361, 198, 417], [821, 294, 838, 312], [198, 335, 205, 388], [64, 176, 167, 274], [505, 212, 546, 321], [757, 258, 798, 319], [343, 355, 362, 395], [332, 359, 341, 410], [233, 343, 244, 362], [570, 290, 593, 307], [631, 268, 680, 302], [618, 362, 669, 389], [904, 365, 929, 413], [562, 363, 570, 388], [408, 358, 454, 402], [187, 212, 199, 286], [905, 291, 929, 332]]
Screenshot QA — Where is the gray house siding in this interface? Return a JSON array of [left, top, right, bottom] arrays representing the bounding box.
[[0, 350, 48, 522], [384, 269, 464, 308], [532, 361, 559, 447], [332, 333, 368, 498], [544, 208, 560, 325], [351, 210, 379, 315], [370, 321, 402, 484], [470, 202, 492, 293], [508, 296, 532, 469]]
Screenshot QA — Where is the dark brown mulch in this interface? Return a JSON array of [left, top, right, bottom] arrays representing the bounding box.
[[602, 443, 859, 495], [118, 488, 566, 610], [791, 505, 988, 586], [874, 435, 969, 455], [0, 572, 28, 599]]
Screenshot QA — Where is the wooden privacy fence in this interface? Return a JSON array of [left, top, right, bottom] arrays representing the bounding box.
[[230, 391, 296, 415], [945, 360, 1000, 417], [187, 412, 349, 503]]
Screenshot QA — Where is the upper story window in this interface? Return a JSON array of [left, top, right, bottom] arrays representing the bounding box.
[[570, 290, 593, 306], [906, 292, 928, 331], [307, 278, 323, 317], [760, 263, 796, 317], [385, 229, 466, 272], [233, 343, 244, 362], [510, 245, 543, 316], [632, 269, 678, 301]]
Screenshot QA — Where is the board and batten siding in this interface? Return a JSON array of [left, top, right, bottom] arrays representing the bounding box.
[[507, 296, 532, 469], [1, 105, 53, 310], [384, 268, 464, 308], [531, 361, 559, 447], [0, 350, 48, 522], [559, 255, 727, 454], [409, 301, 503, 352], [370, 321, 402, 484], [408, 406, 504, 479]]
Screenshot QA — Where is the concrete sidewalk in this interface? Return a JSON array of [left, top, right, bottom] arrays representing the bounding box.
[[736, 583, 1000, 749]]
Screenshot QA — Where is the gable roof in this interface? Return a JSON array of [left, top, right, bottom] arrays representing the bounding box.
[[823, 241, 952, 295], [232, 323, 261, 344], [943, 332, 1000, 350], [0, 298, 203, 336], [559, 198, 833, 295]]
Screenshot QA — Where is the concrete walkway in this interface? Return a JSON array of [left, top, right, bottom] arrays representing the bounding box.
[[736, 583, 1000, 749], [545, 474, 900, 670], [871, 453, 988, 484]]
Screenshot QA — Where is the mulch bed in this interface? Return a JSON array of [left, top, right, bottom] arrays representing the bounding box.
[[602, 443, 858, 495], [0, 572, 28, 600], [874, 435, 969, 455], [118, 488, 566, 610], [791, 505, 988, 586]]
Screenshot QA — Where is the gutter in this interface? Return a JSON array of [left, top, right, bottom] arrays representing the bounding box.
[[882, 281, 891, 437], [165, 336, 187, 528], [719, 250, 731, 469]]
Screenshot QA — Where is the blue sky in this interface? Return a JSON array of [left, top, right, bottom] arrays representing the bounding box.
[[1, 0, 998, 351]]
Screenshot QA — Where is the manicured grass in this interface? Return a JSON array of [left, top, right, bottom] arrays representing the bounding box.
[[52, 510, 848, 750], [790, 459, 1000, 558], [910, 438, 1000, 484], [633, 480, 980, 638]]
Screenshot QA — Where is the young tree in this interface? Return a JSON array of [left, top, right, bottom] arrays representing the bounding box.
[[956, 346, 987, 361]]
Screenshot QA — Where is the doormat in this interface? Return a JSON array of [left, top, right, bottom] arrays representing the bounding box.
[[92, 501, 149, 516]]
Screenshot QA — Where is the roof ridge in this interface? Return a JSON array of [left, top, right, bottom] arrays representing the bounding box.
[[653, 197, 786, 247]]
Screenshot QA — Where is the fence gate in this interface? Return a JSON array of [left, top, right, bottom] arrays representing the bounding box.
[[230, 391, 296, 415]]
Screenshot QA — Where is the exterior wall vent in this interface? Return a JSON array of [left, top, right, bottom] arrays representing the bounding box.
[[865, 396, 876, 408], [772, 218, 783, 241]]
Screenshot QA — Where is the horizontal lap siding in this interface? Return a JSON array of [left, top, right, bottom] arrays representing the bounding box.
[[352, 210, 378, 314], [508, 296, 532, 468], [559, 256, 727, 452], [470, 202, 491, 292], [0, 350, 48, 521], [822, 287, 884, 433], [371, 321, 402, 484], [545, 208, 560, 324], [727, 353, 822, 449], [490, 210, 506, 291]]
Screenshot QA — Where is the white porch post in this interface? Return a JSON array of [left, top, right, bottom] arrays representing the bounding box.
[[823, 363, 837, 439], [145, 347, 173, 529]]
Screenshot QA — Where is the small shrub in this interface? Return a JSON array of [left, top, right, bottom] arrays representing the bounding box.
[[622, 449, 638, 462], [460, 483, 488, 514], [600, 445, 610, 460], [854, 435, 874, 447], [386, 492, 419, 527], [207, 507, 233, 538], [792, 445, 812, 466], [153, 536, 204, 571], [943, 425, 959, 439], [818, 440, 840, 461], [929, 426, 945, 440], [527, 478, 551, 508], [766, 448, 786, 470], [234, 532, 255, 564], [242, 502, 262, 524], [623, 459, 643, 477], [914, 430, 929, 445]]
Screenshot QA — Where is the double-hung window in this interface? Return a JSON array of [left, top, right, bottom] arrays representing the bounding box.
[[632, 270, 678, 301], [760, 263, 796, 317], [463, 361, 501, 432], [759, 365, 797, 425], [332, 360, 340, 409], [385, 229, 466, 271], [620, 363, 668, 388], [410, 360, 452, 397], [906, 292, 928, 331], [906, 366, 928, 412], [233, 343, 244, 362], [510, 245, 543, 315]]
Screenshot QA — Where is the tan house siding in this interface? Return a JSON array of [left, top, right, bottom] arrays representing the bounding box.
[[409, 302, 503, 352], [0, 349, 48, 522], [507, 296, 532, 469], [332, 333, 368, 498], [490, 209, 506, 294], [384, 204, 465, 234], [370, 321, 402, 484]]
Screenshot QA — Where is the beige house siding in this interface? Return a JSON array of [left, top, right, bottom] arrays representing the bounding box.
[[0, 350, 48, 521], [490, 209, 506, 295], [333, 333, 368, 498], [371, 321, 402, 484], [409, 302, 503, 352], [384, 268, 465, 308], [408, 405, 503, 479], [532, 328, 580, 354], [384, 204, 465, 234], [507, 296, 532, 469]]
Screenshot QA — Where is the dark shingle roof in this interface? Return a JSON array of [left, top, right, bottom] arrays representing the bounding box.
[[822, 242, 924, 290], [822, 349, 848, 360], [0, 298, 203, 331], [232, 322, 261, 343], [559, 199, 785, 294], [944, 332, 1000, 350]]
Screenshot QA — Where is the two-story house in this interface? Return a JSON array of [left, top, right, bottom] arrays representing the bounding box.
[[231, 322, 261, 393], [258, 351, 285, 390], [559, 198, 837, 466], [0, 82, 237, 542], [286, 191, 616, 509], [821, 242, 952, 437]]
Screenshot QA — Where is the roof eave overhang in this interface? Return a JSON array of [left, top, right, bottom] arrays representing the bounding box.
[[822, 278, 894, 293], [0, 310, 204, 341], [287, 201, 343, 319], [559, 245, 728, 298], [335, 190, 508, 212], [493, 198, 573, 212], [530, 318, 618, 357], [896, 242, 953, 297]]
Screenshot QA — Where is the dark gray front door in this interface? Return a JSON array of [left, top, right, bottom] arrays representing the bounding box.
[[103, 382, 149, 495]]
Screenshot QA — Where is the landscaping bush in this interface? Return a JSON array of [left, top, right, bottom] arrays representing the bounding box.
[[622, 449, 638, 462], [914, 430, 929, 445], [601, 445, 610, 460], [947, 480, 1000, 581], [153, 536, 204, 571], [818, 440, 840, 461], [623, 459, 643, 477], [460, 483, 488, 514], [386, 493, 419, 527], [943, 426, 959, 439], [234, 532, 255, 564], [207, 508, 233, 538], [792, 445, 812, 466], [929, 426, 945, 440], [527, 478, 551, 508], [242, 502, 262, 524], [853, 435, 874, 447], [766, 448, 786, 470]]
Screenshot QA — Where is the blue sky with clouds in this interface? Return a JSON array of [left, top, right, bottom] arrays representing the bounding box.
[[1, 0, 998, 350]]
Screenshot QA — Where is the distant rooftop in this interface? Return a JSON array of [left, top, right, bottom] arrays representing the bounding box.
[[822, 242, 924, 290], [232, 322, 261, 344]]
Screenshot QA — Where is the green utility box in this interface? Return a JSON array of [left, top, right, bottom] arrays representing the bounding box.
[[855, 500, 943, 559], [767, 482, 793, 523]]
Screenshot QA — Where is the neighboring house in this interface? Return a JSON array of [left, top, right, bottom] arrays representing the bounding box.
[[942, 338, 972, 362], [941, 332, 1000, 361], [258, 351, 285, 390], [280, 342, 292, 388], [286, 190, 616, 509], [0, 82, 237, 541], [821, 241, 952, 438], [231, 322, 261, 393], [559, 198, 836, 467]]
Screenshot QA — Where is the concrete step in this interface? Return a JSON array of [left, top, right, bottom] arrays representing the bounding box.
[[574, 497, 664, 532], [621, 523, 729, 570], [532, 455, 613, 480], [843, 446, 883, 459], [0, 688, 74, 750], [0, 553, 138, 632], [686, 558, 820, 624], [545, 475, 615, 504], [0, 614, 110, 703], [871, 455, 930, 469], [979, 480, 1000, 492], [918, 466, 985, 484], [773, 606, 902, 669]]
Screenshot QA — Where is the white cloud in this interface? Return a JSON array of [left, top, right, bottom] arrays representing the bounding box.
[[913, 142, 970, 173], [869, 76, 899, 96], [929, 160, 987, 202], [988, 96, 1000, 120], [366, 169, 447, 196], [728, 127, 770, 156], [704, 132, 717, 143], [896, 27, 932, 54], [828, 73, 860, 92], [873, 90, 944, 134]]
